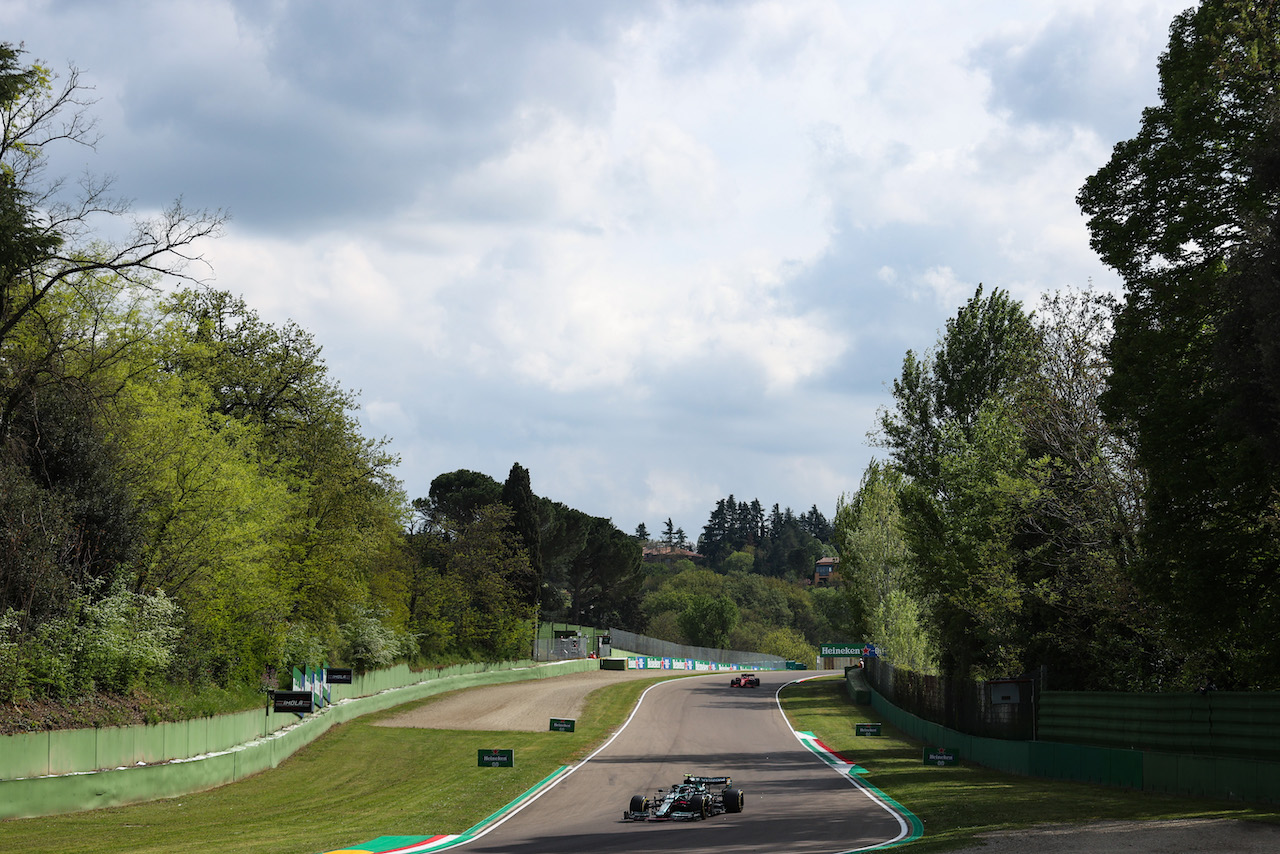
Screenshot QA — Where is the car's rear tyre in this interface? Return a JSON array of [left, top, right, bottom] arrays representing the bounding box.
[[723, 787, 744, 813], [629, 795, 647, 814]]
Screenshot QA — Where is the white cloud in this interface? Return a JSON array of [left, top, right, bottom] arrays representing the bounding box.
[[3, 0, 1194, 530]]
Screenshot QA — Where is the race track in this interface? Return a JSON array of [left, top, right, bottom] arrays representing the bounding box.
[[455, 670, 908, 854]]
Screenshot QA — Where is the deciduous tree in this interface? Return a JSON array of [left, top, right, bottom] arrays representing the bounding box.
[[1077, 0, 1280, 687]]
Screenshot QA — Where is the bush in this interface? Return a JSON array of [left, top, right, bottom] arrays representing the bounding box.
[[759, 626, 817, 668], [279, 623, 330, 675], [339, 607, 419, 672], [0, 609, 24, 701], [81, 586, 183, 693]]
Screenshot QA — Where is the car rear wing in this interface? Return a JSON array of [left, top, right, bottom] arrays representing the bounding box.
[[684, 775, 731, 785]]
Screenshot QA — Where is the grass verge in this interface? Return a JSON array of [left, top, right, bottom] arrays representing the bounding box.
[[0, 673, 684, 854], [778, 676, 1280, 852]]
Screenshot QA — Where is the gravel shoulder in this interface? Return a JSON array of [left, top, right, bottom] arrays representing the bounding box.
[[373, 668, 1280, 852], [372, 666, 666, 732]]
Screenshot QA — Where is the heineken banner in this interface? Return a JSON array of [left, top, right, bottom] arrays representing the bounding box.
[[820, 644, 867, 657], [924, 747, 957, 767], [478, 749, 514, 768]]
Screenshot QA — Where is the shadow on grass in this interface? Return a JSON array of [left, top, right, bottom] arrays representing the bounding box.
[[778, 678, 1280, 852]]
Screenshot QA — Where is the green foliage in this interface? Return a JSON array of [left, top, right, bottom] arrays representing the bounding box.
[[0, 608, 19, 699], [114, 375, 297, 685], [639, 559, 836, 652], [418, 470, 502, 538], [875, 286, 1039, 679], [721, 549, 755, 574], [501, 463, 542, 607], [1077, 0, 1280, 688], [724, 572, 792, 627], [1014, 290, 1163, 689], [278, 624, 330, 674], [339, 607, 420, 672], [758, 626, 817, 668], [0, 585, 182, 701], [407, 504, 537, 661], [878, 285, 1039, 491], [677, 594, 739, 648], [697, 495, 831, 577], [833, 463, 936, 671], [81, 585, 183, 693], [562, 513, 645, 628]]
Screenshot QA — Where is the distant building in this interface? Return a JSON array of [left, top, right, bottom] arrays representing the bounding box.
[[642, 544, 703, 564], [812, 556, 840, 586]]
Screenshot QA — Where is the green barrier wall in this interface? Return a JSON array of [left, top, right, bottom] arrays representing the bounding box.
[[858, 672, 1280, 804], [1039, 691, 1280, 761], [845, 667, 871, 704], [0, 659, 601, 820]]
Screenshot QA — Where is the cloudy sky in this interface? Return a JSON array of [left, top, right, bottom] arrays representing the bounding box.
[[5, 0, 1192, 536]]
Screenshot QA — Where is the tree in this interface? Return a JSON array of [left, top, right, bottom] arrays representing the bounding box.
[[799, 505, 832, 540], [435, 504, 535, 660], [0, 45, 229, 695], [877, 285, 1039, 491], [0, 45, 224, 442], [563, 514, 644, 629], [913, 401, 1030, 680], [758, 627, 817, 668], [1015, 289, 1162, 689], [501, 463, 542, 608], [417, 470, 502, 538], [677, 594, 739, 648], [833, 461, 936, 671], [534, 499, 589, 617], [115, 372, 297, 683], [661, 517, 677, 549], [1077, 0, 1280, 687], [876, 285, 1040, 678]]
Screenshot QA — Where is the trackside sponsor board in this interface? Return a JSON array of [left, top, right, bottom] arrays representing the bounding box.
[[624, 656, 776, 671], [820, 644, 870, 656], [273, 691, 313, 714], [924, 747, 957, 766], [325, 667, 353, 684], [478, 749, 514, 767]]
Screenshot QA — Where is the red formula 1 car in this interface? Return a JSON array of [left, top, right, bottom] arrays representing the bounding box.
[[729, 673, 760, 688], [623, 775, 745, 821]]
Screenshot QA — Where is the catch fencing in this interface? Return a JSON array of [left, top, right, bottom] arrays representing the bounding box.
[[864, 657, 1037, 740], [856, 666, 1280, 804], [608, 628, 786, 669]]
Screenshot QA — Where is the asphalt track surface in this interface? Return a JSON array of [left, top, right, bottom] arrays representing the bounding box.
[[457, 670, 907, 854]]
